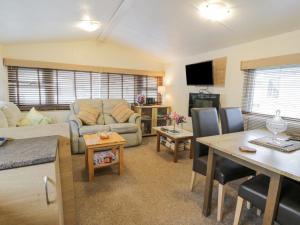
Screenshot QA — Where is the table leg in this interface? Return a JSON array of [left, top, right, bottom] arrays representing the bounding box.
[[85, 149, 88, 169], [262, 173, 283, 225], [119, 145, 124, 175], [189, 139, 194, 159], [174, 140, 178, 163], [156, 133, 161, 152], [203, 147, 216, 216], [88, 149, 94, 182]]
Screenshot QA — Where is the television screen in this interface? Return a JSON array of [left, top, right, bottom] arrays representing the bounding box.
[[185, 61, 213, 85]]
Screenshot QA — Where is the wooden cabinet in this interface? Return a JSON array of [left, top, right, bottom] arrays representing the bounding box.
[[0, 151, 64, 225], [133, 105, 171, 136]]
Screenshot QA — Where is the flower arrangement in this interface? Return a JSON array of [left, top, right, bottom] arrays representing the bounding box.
[[164, 112, 187, 132], [136, 94, 146, 105], [173, 112, 187, 125]]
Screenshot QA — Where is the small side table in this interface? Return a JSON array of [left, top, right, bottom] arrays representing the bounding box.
[[83, 132, 126, 182], [153, 126, 194, 163]]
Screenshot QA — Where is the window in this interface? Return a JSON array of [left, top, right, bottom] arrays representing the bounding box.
[[242, 66, 300, 132], [8, 66, 162, 110]]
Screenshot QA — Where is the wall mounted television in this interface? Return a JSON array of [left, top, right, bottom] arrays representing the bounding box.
[[185, 60, 213, 85]]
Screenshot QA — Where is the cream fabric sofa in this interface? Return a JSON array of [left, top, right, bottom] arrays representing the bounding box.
[[69, 99, 142, 154]]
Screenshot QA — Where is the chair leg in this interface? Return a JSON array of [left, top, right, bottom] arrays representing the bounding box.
[[217, 184, 225, 222], [246, 176, 254, 209], [190, 171, 196, 191], [233, 196, 244, 225]]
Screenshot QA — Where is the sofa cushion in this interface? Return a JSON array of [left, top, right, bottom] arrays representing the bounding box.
[[17, 107, 53, 127], [110, 123, 138, 134], [96, 114, 105, 125], [102, 99, 129, 114], [70, 99, 103, 114], [0, 101, 22, 127], [0, 111, 8, 128], [78, 103, 100, 125], [111, 103, 134, 123], [79, 125, 111, 136], [104, 114, 117, 125]]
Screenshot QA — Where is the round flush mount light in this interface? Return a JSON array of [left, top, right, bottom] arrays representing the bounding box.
[[199, 1, 231, 21], [77, 20, 101, 32]]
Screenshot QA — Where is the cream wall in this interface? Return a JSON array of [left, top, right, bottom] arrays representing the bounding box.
[[0, 44, 6, 100], [0, 40, 164, 101], [164, 29, 300, 119]]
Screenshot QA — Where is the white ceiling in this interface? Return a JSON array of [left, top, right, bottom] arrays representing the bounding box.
[[1, 0, 300, 61]]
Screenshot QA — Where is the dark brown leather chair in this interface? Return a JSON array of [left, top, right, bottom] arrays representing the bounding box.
[[190, 108, 255, 222], [233, 175, 300, 225]]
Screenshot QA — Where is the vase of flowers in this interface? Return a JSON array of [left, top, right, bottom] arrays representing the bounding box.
[[164, 112, 187, 133], [136, 94, 146, 106]]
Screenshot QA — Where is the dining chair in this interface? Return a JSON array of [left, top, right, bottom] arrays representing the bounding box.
[[190, 108, 255, 222], [220, 107, 255, 210], [220, 107, 244, 134], [233, 174, 300, 225]]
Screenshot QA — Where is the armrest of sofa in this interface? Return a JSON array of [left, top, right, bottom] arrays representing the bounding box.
[[68, 114, 82, 154], [69, 114, 82, 128], [129, 113, 141, 126]]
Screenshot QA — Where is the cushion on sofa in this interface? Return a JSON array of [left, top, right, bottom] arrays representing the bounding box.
[[110, 123, 138, 134], [71, 99, 103, 114], [104, 114, 117, 125], [79, 125, 111, 136], [78, 103, 100, 125], [102, 99, 129, 114], [17, 107, 52, 126], [0, 110, 8, 128], [111, 103, 134, 123], [0, 101, 22, 127]]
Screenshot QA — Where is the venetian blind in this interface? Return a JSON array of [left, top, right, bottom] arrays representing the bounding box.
[[8, 66, 163, 110], [242, 66, 300, 134]]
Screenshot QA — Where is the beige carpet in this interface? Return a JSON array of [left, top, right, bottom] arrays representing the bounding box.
[[72, 137, 262, 225]]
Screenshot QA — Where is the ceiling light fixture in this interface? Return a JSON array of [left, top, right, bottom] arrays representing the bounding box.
[[199, 1, 231, 21], [77, 20, 101, 32]]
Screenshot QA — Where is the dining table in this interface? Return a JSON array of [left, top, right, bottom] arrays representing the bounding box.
[[197, 129, 300, 225]]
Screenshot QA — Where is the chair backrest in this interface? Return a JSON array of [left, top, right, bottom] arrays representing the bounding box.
[[191, 108, 220, 157], [220, 107, 244, 134]]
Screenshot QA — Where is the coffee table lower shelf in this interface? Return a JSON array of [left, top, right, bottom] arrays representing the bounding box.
[[83, 132, 126, 182], [94, 160, 119, 169]]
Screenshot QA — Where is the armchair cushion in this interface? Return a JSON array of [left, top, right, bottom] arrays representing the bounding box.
[[110, 123, 138, 134], [79, 125, 110, 136]]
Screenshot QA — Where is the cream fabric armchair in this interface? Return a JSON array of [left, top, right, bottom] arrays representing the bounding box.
[[69, 99, 142, 154]]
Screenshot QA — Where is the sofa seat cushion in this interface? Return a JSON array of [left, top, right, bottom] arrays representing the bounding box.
[[110, 123, 138, 134], [79, 125, 111, 136]]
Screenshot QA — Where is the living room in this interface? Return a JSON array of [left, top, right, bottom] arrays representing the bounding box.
[[1, 1, 300, 225]]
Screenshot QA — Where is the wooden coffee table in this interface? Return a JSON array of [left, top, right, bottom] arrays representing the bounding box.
[[153, 126, 194, 163], [83, 132, 126, 182]]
